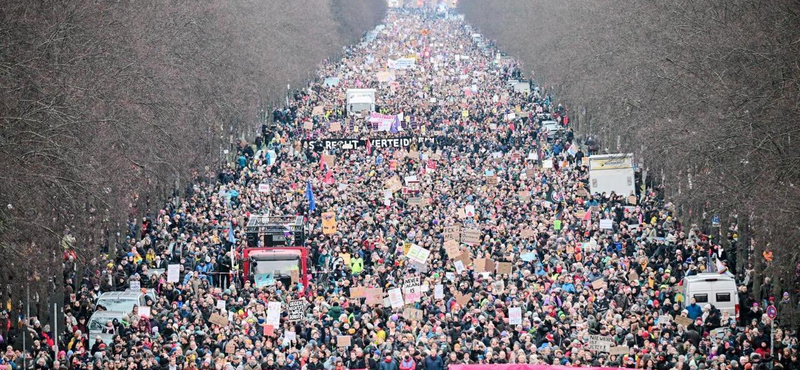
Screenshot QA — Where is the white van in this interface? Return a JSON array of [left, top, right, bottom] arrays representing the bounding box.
[[683, 273, 739, 319]]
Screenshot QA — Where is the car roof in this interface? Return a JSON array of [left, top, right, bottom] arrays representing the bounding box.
[[90, 311, 128, 319], [684, 273, 736, 283], [97, 291, 143, 299]]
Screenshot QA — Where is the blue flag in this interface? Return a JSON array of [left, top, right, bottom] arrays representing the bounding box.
[[227, 221, 236, 244], [306, 181, 316, 212]]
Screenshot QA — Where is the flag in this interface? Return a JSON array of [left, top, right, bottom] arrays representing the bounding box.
[[323, 169, 334, 185], [227, 221, 236, 244], [319, 151, 326, 171], [306, 181, 316, 212], [366, 138, 372, 156]]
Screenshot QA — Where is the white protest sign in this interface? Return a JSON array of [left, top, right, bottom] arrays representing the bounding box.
[[167, 264, 180, 283], [509, 307, 522, 325], [129, 281, 140, 291], [258, 183, 270, 193], [139, 306, 150, 318], [388, 288, 404, 309], [588, 335, 613, 352], [406, 244, 431, 265], [434, 284, 444, 299], [266, 301, 282, 326], [599, 219, 614, 230]]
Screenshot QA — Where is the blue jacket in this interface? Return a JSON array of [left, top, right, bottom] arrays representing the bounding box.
[[423, 356, 443, 370], [687, 303, 702, 320]]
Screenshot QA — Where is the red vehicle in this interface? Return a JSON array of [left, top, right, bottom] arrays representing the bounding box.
[[242, 215, 312, 294]]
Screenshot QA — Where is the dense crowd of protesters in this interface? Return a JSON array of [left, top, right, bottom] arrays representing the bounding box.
[[2, 7, 798, 370]]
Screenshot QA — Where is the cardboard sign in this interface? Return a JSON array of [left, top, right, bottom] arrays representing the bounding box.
[[329, 122, 342, 132], [408, 197, 425, 206], [350, 286, 367, 299], [496, 262, 512, 275], [486, 176, 499, 185], [627, 270, 639, 282], [454, 292, 472, 307], [322, 212, 337, 235], [518, 191, 531, 201], [337, 335, 352, 347], [520, 228, 535, 238], [209, 313, 229, 327], [475, 258, 494, 273], [509, 307, 522, 325], [225, 341, 237, 354], [444, 240, 461, 258], [454, 251, 471, 267], [675, 316, 693, 327], [403, 307, 424, 321], [288, 300, 305, 322], [312, 106, 324, 117], [591, 279, 606, 290], [609, 346, 629, 356], [322, 154, 335, 168], [461, 228, 481, 245], [365, 288, 383, 305], [304, 121, 313, 130], [628, 195, 637, 205], [385, 176, 403, 193]]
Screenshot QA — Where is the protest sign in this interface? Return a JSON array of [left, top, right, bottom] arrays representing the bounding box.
[[587, 335, 613, 352], [599, 219, 613, 230], [337, 335, 352, 347], [454, 292, 472, 307], [322, 212, 337, 234], [461, 228, 481, 245], [675, 315, 693, 327], [403, 307, 424, 321], [322, 154, 335, 168], [258, 183, 270, 193], [139, 306, 150, 318], [444, 240, 461, 258], [287, 300, 305, 322], [167, 264, 180, 283], [509, 307, 522, 325], [609, 346, 629, 356], [209, 313, 229, 327], [434, 284, 444, 299], [329, 122, 342, 132], [350, 286, 366, 299], [312, 106, 324, 117], [496, 262, 512, 275], [129, 281, 140, 291], [591, 279, 606, 290], [406, 244, 431, 265], [303, 121, 313, 130], [388, 288, 404, 309], [266, 301, 281, 326], [365, 288, 383, 305], [475, 257, 493, 273], [453, 260, 465, 273], [225, 341, 237, 354], [216, 300, 226, 311]]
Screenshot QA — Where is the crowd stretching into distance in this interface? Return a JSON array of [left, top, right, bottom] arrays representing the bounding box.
[[2, 8, 797, 370]]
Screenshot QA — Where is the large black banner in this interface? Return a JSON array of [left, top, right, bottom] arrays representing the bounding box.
[[302, 136, 444, 152]]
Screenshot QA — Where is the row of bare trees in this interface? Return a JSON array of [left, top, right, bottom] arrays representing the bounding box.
[[460, 0, 800, 321], [0, 0, 385, 319]]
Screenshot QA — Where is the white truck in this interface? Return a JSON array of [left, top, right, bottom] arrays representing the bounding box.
[[588, 153, 636, 196], [683, 273, 739, 319], [346, 89, 377, 117]]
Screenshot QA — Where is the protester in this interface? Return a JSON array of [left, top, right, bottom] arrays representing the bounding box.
[[9, 6, 799, 370]]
